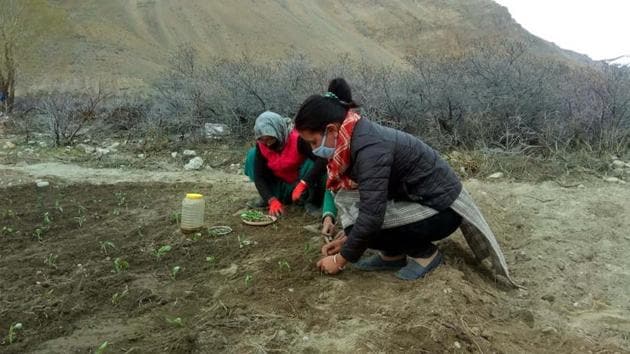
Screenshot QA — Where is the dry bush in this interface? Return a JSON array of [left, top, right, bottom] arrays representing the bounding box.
[[9, 41, 628, 159], [37, 87, 110, 146]]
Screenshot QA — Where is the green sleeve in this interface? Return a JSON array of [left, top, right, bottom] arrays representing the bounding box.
[[322, 190, 337, 222]]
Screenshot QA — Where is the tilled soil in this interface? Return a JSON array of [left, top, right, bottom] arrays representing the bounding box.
[[1, 164, 629, 353]]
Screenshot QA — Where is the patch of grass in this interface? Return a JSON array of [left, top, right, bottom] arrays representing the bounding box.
[[444, 149, 616, 183]]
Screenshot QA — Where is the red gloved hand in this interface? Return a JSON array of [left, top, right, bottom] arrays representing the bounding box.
[[268, 197, 285, 217], [291, 180, 309, 202]]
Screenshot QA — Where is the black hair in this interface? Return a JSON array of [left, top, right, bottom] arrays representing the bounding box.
[[294, 78, 359, 132]]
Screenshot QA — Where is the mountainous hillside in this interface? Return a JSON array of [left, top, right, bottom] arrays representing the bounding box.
[[606, 55, 630, 67], [17, 0, 587, 93]]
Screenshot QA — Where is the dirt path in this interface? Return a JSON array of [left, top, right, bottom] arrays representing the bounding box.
[[1, 162, 629, 352], [0, 162, 250, 186]]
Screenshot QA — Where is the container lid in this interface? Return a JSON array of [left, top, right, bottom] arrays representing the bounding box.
[[185, 193, 204, 200]]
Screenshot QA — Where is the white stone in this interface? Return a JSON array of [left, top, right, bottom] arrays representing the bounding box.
[[183, 150, 196, 156], [77, 144, 95, 154], [454, 341, 462, 349], [95, 148, 110, 156], [218, 263, 238, 276], [137, 154, 145, 159], [488, 172, 504, 179], [184, 156, 204, 170], [3, 141, 16, 149], [204, 123, 231, 138], [38, 141, 48, 148], [108, 142, 120, 151], [171, 152, 178, 158], [612, 168, 625, 177], [612, 160, 626, 168], [35, 180, 49, 188], [604, 177, 626, 184]]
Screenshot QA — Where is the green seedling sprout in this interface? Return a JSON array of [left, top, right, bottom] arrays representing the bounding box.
[[113, 258, 129, 273], [44, 254, 58, 268], [278, 260, 291, 271], [165, 317, 183, 327], [169, 211, 181, 225], [1, 226, 16, 236], [33, 227, 45, 241], [74, 215, 87, 227], [5, 322, 22, 344], [43, 212, 52, 226], [154, 245, 172, 260], [54, 200, 63, 213], [115, 192, 127, 207], [100, 241, 116, 255], [111, 285, 129, 306], [3, 209, 15, 218], [245, 274, 253, 287], [205, 256, 215, 266], [95, 340, 108, 354], [237, 235, 256, 248], [191, 232, 202, 241], [170, 266, 181, 280]]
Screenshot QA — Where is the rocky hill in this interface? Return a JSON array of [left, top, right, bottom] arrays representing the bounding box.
[[17, 0, 589, 93]]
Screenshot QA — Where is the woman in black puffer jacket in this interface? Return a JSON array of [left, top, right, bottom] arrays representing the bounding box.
[[295, 78, 463, 280]]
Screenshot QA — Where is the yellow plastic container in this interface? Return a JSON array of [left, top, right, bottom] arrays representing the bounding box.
[[180, 193, 205, 233]]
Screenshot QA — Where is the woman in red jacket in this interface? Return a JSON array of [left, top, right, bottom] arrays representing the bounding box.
[[244, 111, 327, 217]]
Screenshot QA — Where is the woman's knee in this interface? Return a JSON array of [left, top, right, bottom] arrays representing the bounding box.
[[244, 147, 257, 181]]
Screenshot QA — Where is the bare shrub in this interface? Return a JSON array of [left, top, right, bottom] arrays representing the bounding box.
[[38, 87, 110, 146]]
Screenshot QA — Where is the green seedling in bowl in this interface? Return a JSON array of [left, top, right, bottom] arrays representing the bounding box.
[[240, 210, 271, 222]]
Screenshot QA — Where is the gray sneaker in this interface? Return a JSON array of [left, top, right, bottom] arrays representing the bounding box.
[[304, 202, 322, 218], [246, 198, 267, 209]]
